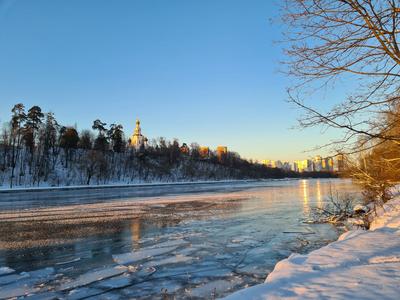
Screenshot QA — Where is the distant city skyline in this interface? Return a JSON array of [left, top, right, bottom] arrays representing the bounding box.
[[0, 0, 352, 161]]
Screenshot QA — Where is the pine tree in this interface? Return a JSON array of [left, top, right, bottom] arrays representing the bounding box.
[[108, 124, 125, 153], [38, 112, 59, 182], [78, 130, 93, 150], [22, 106, 44, 178], [60, 127, 79, 168], [9, 104, 27, 188], [92, 119, 109, 152], [23, 105, 44, 152]]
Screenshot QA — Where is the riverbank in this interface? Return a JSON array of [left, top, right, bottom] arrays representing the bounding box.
[[223, 197, 400, 299]]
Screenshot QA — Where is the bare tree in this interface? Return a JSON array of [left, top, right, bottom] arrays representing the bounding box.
[[282, 0, 400, 203], [343, 103, 400, 204], [282, 0, 400, 152], [0, 126, 10, 171]]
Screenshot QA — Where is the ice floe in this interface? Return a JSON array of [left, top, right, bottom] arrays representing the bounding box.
[[113, 246, 179, 265], [59, 266, 127, 291]]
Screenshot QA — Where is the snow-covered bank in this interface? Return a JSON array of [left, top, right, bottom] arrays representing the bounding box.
[[223, 197, 400, 300]]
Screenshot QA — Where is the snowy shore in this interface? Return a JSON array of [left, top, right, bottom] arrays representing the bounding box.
[[223, 197, 400, 299]]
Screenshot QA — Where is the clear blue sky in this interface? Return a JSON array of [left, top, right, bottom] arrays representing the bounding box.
[[0, 0, 343, 161]]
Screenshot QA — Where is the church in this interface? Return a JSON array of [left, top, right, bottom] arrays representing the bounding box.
[[129, 119, 148, 150]]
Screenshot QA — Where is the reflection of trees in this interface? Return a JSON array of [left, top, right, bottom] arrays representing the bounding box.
[[1, 240, 78, 271]]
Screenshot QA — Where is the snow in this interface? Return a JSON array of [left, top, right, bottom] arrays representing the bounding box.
[[370, 197, 400, 230], [223, 197, 400, 300]]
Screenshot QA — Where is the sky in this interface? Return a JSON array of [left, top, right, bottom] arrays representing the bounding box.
[[0, 0, 345, 161]]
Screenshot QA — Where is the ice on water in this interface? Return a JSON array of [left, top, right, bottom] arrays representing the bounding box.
[[59, 266, 128, 291], [0, 266, 14, 276], [0, 179, 353, 299], [0, 267, 55, 299], [113, 245, 180, 265], [189, 278, 242, 298]]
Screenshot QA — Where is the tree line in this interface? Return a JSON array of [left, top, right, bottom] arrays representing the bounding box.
[[0, 103, 329, 188]]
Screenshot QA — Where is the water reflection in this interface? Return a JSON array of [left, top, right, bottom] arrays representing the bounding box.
[[131, 218, 141, 250], [0, 179, 359, 299], [300, 179, 309, 214], [316, 179, 323, 209]]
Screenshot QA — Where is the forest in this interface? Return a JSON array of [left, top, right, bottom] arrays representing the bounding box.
[[0, 103, 332, 188]]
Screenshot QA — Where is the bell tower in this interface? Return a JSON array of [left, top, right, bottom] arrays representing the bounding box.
[[130, 119, 147, 150]]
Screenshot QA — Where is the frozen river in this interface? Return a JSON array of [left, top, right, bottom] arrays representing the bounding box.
[[0, 179, 357, 299]]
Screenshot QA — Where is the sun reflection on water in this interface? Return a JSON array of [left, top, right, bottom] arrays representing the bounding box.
[[130, 218, 141, 250], [300, 179, 310, 214], [316, 180, 323, 209]]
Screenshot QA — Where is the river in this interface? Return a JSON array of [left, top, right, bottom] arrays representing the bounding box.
[[0, 178, 357, 299]]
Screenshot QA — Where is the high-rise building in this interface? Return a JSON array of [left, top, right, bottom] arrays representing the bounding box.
[[275, 160, 283, 169], [335, 154, 346, 172], [282, 162, 292, 171], [322, 157, 334, 172], [294, 159, 313, 172], [313, 155, 323, 172]]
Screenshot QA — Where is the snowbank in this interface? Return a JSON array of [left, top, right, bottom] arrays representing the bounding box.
[[223, 198, 400, 300]]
